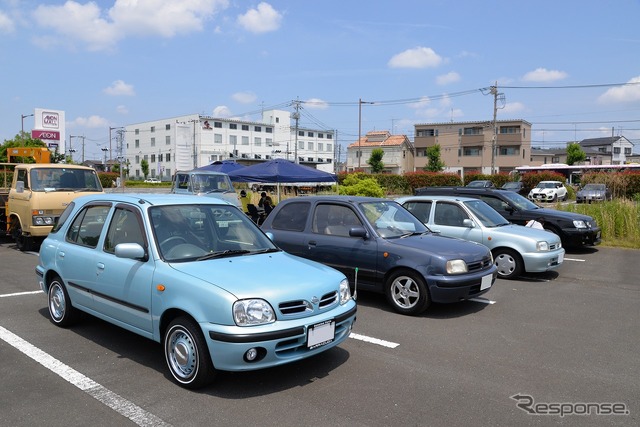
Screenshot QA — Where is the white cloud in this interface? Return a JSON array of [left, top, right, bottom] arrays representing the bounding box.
[[116, 105, 128, 114], [213, 105, 233, 117], [436, 71, 460, 85], [32, 0, 229, 51], [71, 115, 109, 128], [0, 11, 15, 33], [237, 2, 283, 34], [408, 96, 431, 109], [232, 91, 257, 104], [304, 98, 329, 110], [104, 80, 135, 96], [522, 67, 568, 82], [598, 76, 640, 103], [502, 101, 526, 114], [388, 46, 443, 69]]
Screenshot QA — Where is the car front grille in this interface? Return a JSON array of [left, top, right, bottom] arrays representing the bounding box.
[[467, 255, 493, 273], [549, 243, 561, 250], [278, 291, 338, 315]]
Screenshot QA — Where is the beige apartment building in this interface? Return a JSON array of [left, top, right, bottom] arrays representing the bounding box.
[[414, 119, 532, 177]]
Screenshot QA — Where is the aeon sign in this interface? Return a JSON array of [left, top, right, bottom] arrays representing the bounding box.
[[42, 112, 59, 129], [32, 130, 60, 141]]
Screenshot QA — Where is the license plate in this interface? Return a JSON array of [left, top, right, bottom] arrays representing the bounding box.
[[558, 252, 564, 264], [307, 320, 335, 349], [480, 274, 492, 290]]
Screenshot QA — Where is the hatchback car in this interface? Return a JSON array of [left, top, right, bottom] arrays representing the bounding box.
[[501, 181, 524, 194], [467, 180, 495, 188], [528, 181, 567, 202], [397, 195, 565, 279], [261, 196, 497, 316], [576, 183, 612, 203], [36, 194, 356, 389]]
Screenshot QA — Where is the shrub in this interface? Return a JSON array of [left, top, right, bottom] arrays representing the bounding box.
[[339, 174, 384, 197]]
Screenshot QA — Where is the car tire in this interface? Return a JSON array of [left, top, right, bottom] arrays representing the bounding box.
[[164, 316, 216, 389], [47, 275, 77, 327], [11, 219, 33, 252], [385, 269, 430, 316], [492, 248, 523, 279]]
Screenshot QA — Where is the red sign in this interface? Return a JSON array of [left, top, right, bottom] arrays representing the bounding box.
[[32, 130, 60, 140]]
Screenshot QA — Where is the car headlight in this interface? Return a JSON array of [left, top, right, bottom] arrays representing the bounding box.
[[339, 278, 352, 304], [233, 299, 275, 326], [446, 259, 468, 274], [573, 220, 587, 229], [536, 241, 550, 251]]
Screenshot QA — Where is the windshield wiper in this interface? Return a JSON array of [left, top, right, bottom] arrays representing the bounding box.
[[197, 249, 250, 260], [251, 248, 280, 254], [400, 231, 429, 238]]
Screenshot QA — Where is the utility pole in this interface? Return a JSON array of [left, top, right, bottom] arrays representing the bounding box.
[[192, 117, 198, 168], [292, 100, 300, 164], [357, 99, 374, 170], [489, 83, 504, 175]]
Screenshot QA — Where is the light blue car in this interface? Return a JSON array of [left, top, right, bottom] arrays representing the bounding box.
[[396, 195, 565, 279], [36, 194, 356, 389]]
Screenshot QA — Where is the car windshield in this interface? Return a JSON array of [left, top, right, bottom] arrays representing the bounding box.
[[582, 184, 604, 191], [29, 168, 103, 192], [360, 200, 428, 238], [191, 174, 233, 193], [502, 182, 520, 189], [150, 204, 277, 262], [464, 200, 510, 227], [537, 182, 557, 189], [467, 181, 490, 187], [500, 190, 541, 210]]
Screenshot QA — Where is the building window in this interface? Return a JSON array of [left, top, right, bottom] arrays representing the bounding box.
[[165, 124, 171, 130], [266, 127, 273, 133], [214, 121, 222, 128], [318, 143, 324, 151], [417, 129, 436, 137], [499, 147, 520, 156], [166, 135, 171, 145], [143, 155, 148, 162], [624, 147, 632, 155], [318, 133, 324, 139], [613, 147, 621, 154], [229, 135, 237, 146], [151, 154, 156, 163], [150, 137, 155, 147], [255, 137, 262, 146], [230, 123, 237, 130], [214, 134, 222, 144], [307, 157, 314, 162], [308, 141, 314, 150], [266, 138, 273, 146], [135, 139, 139, 148], [166, 153, 171, 162], [463, 127, 482, 135], [299, 130, 304, 136], [135, 155, 140, 164], [327, 143, 332, 152], [463, 147, 482, 156], [298, 141, 304, 149], [327, 133, 333, 140], [135, 129, 139, 135], [242, 125, 249, 131], [500, 126, 520, 134], [254, 126, 261, 132], [150, 126, 155, 133], [307, 131, 314, 137], [276, 117, 280, 123], [242, 136, 249, 145], [159, 154, 163, 162]]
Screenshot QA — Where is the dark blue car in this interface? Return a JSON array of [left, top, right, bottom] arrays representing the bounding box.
[[261, 196, 497, 316]]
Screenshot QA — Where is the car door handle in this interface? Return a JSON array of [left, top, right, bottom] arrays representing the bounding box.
[[58, 251, 65, 258], [308, 240, 317, 248], [97, 262, 105, 270]]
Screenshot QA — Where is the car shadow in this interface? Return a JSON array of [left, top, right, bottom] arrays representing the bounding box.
[[37, 307, 351, 396]]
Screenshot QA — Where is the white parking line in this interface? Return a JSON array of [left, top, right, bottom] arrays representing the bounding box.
[[349, 332, 399, 348], [0, 290, 43, 298], [469, 297, 496, 304], [0, 326, 171, 427]]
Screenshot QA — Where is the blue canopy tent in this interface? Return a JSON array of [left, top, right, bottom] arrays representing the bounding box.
[[195, 160, 245, 174], [227, 159, 337, 201]]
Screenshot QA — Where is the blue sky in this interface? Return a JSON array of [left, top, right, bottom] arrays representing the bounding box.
[[2, 0, 640, 160]]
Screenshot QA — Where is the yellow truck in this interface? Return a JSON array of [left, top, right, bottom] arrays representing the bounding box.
[[1, 161, 104, 251]]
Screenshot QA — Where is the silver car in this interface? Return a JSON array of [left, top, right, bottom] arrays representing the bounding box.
[[397, 195, 565, 279], [576, 183, 612, 203]]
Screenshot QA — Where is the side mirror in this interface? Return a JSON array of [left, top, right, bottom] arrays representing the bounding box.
[[115, 243, 147, 261], [462, 219, 474, 228], [348, 226, 368, 239]]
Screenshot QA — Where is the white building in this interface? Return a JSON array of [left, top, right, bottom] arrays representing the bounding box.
[[124, 110, 336, 180]]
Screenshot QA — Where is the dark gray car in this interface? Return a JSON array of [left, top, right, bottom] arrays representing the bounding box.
[[261, 196, 497, 316], [576, 183, 612, 203]]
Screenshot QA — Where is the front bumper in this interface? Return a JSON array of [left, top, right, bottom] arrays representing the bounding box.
[[426, 267, 497, 303], [529, 193, 557, 202], [204, 302, 356, 371], [562, 227, 601, 247], [522, 248, 565, 273]]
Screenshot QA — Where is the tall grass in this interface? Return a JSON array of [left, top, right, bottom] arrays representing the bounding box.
[[560, 199, 640, 248]]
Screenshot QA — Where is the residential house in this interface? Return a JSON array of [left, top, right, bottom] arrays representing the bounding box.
[[346, 131, 415, 174]]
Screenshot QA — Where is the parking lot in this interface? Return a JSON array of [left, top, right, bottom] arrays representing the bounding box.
[[0, 238, 638, 426]]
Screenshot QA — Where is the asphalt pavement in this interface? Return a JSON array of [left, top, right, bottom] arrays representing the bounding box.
[[0, 239, 638, 427]]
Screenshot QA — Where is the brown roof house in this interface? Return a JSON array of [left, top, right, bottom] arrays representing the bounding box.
[[346, 130, 414, 174]]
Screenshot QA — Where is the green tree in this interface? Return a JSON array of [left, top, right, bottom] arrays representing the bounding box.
[[367, 148, 385, 173], [424, 144, 445, 172], [141, 159, 149, 179], [0, 132, 48, 163], [566, 142, 586, 165]]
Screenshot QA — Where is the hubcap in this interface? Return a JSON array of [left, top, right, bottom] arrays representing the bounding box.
[[167, 328, 197, 380], [49, 284, 65, 320], [495, 254, 516, 276]]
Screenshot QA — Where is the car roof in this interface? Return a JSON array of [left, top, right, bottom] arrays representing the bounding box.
[[278, 195, 394, 204], [71, 193, 233, 208], [397, 195, 478, 203]]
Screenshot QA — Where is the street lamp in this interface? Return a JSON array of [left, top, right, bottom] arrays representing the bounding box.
[[21, 113, 34, 134]]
